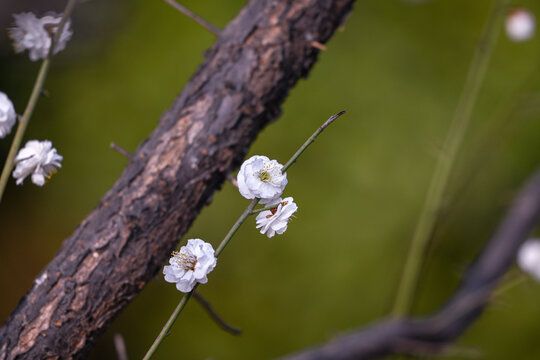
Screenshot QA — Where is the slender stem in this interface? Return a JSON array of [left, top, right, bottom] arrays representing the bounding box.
[[216, 198, 259, 256], [492, 273, 528, 299], [251, 203, 278, 214], [110, 142, 133, 159], [142, 199, 256, 360], [143, 111, 346, 359], [142, 288, 195, 360], [163, 0, 221, 36], [392, 0, 510, 317], [282, 110, 346, 172], [0, 0, 78, 203], [193, 290, 242, 335]]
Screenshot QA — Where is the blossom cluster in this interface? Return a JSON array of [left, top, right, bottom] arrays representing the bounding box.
[[0, 11, 72, 187], [164, 155, 298, 293], [237, 155, 298, 238]]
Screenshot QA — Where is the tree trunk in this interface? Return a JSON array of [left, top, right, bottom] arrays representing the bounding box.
[[0, 0, 356, 358]]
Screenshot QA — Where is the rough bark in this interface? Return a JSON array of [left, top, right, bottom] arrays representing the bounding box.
[[278, 167, 540, 360], [0, 0, 355, 358]]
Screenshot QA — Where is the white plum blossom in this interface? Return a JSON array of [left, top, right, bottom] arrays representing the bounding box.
[[256, 197, 298, 238], [0, 92, 16, 138], [9, 12, 73, 61], [163, 239, 217, 293], [237, 155, 288, 203], [517, 239, 540, 281], [505, 9, 535, 42], [13, 140, 63, 186]]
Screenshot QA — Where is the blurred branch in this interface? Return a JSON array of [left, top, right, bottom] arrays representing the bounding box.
[[193, 291, 242, 336], [392, 0, 511, 317], [0, 1, 356, 358], [278, 165, 540, 360], [163, 0, 221, 36]]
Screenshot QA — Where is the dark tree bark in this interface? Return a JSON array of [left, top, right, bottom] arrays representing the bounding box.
[[278, 167, 540, 360], [0, 1, 355, 359]]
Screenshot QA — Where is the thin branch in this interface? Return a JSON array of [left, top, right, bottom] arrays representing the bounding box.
[[144, 111, 346, 359], [162, 0, 221, 36], [282, 110, 346, 172], [193, 291, 242, 335], [113, 333, 128, 360], [311, 41, 327, 51], [142, 289, 195, 360], [110, 142, 133, 159], [392, 0, 511, 317], [227, 174, 238, 188], [251, 203, 278, 214], [278, 165, 540, 360], [0, 0, 78, 203]]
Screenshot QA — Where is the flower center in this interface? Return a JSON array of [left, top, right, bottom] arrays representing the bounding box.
[[172, 249, 197, 271], [255, 163, 281, 184], [257, 169, 272, 183]]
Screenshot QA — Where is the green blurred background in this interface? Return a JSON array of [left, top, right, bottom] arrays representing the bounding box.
[[1, 0, 540, 359]]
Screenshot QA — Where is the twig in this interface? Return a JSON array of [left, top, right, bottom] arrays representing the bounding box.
[[142, 288, 195, 360], [0, 0, 78, 203], [193, 290, 242, 335], [143, 111, 346, 360], [282, 110, 346, 172], [392, 0, 511, 317], [492, 272, 528, 299], [227, 174, 238, 188], [110, 142, 133, 159], [113, 333, 128, 360], [279, 165, 540, 360], [311, 41, 327, 51], [251, 203, 279, 214], [162, 0, 221, 36]]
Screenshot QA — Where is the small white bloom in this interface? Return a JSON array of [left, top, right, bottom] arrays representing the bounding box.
[[9, 12, 73, 61], [517, 239, 540, 281], [163, 239, 217, 293], [237, 155, 288, 202], [0, 92, 16, 138], [256, 197, 298, 238], [506, 9, 535, 42], [13, 140, 63, 186]]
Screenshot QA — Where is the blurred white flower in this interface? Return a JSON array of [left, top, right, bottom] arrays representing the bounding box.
[[13, 140, 63, 186], [505, 9, 535, 42], [163, 239, 217, 293], [256, 197, 298, 238], [0, 92, 16, 138], [517, 239, 540, 281], [237, 155, 287, 203], [9, 12, 73, 61]]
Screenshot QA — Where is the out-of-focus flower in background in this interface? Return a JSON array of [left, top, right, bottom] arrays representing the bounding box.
[[13, 139, 63, 186], [9, 12, 73, 61], [505, 9, 535, 42], [517, 239, 540, 281], [0, 91, 16, 138]]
